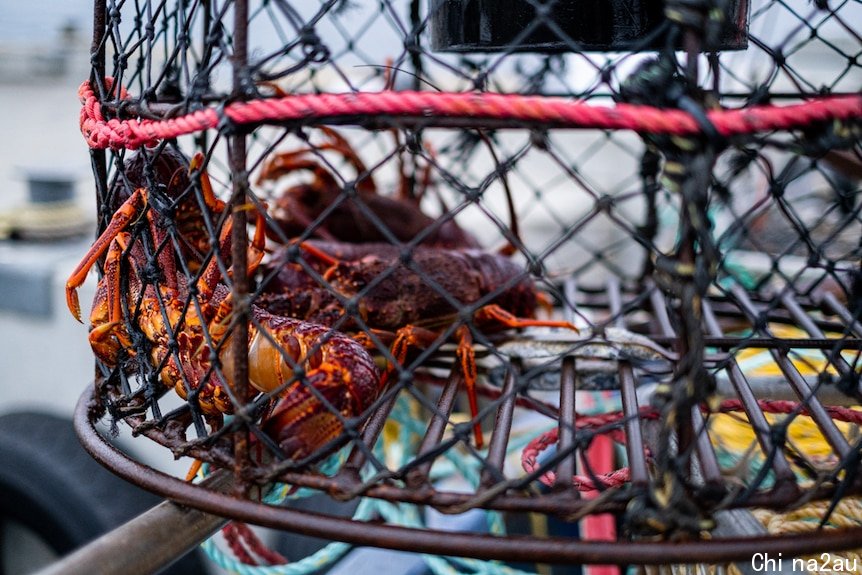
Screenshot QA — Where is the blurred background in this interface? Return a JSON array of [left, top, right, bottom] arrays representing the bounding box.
[[1, 2, 96, 420], [0, 4, 207, 574]]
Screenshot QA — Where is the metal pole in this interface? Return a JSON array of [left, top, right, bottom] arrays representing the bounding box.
[[229, 0, 252, 496], [33, 473, 230, 575]]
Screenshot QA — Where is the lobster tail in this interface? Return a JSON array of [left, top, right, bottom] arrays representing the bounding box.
[[260, 363, 375, 459], [248, 310, 383, 459]]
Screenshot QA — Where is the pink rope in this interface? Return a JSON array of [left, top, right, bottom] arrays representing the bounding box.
[[521, 400, 862, 490], [522, 426, 636, 491], [222, 521, 290, 566], [78, 79, 862, 150]]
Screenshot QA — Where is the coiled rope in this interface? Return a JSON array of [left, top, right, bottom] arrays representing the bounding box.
[[522, 399, 862, 489], [200, 397, 540, 575]]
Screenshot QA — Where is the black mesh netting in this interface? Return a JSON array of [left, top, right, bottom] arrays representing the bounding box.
[[70, 0, 862, 567]]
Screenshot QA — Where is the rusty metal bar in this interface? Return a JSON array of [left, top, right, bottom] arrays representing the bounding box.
[[690, 406, 723, 490], [730, 285, 852, 458], [481, 364, 518, 487], [73, 383, 862, 565], [228, 0, 252, 493], [405, 368, 462, 488], [34, 476, 229, 575], [619, 362, 650, 486], [608, 277, 650, 486], [555, 356, 578, 491], [702, 301, 797, 486], [89, 0, 108, 230], [344, 389, 401, 472]]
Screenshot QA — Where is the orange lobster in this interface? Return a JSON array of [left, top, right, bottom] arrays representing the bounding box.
[[254, 125, 576, 448], [257, 240, 579, 449], [65, 151, 383, 459]]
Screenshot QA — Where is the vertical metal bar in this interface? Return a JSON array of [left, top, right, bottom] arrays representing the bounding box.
[[647, 280, 676, 336], [91, 0, 106, 83], [481, 364, 519, 487], [609, 279, 648, 485], [406, 368, 462, 488], [196, 0, 213, 152], [408, 0, 424, 91], [555, 356, 578, 491], [619, 363, 649, 486], [229, 0, 251, 492], [607, 276, 624, 328], [690, 406, 722, 488], [90, 0, 109, 236], [702, 301, 797, 486]]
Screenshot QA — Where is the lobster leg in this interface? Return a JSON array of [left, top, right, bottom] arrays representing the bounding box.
[[455, 325, 484, 448], [196, 203, 267, 299], [462, 304, 580, 447], [472, 303, 580, 333], [383, 306, 579, 449], [257, 155, 341, 188], [68, 154, 218, 320], [383, 324, 487, 448], [189, 152, 227, 214], [66, 188, 147, 322], [300, 241, 341, 268], [87, 232, 135, 358]]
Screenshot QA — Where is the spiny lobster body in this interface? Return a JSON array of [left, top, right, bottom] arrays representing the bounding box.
[[67, 151, 383, 460], [256, 240, 575, 448], [255, 127, 574, 449], [242, 310, 381, 458], [259, 241, 539, 330], [257, 127, 480, 249]]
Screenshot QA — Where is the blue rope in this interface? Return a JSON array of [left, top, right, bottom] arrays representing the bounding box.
[[202, 497, 377, 575], [200, 392, 621, 574]]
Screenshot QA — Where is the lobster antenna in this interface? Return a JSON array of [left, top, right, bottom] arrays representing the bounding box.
[[477, 129, 521, 256]]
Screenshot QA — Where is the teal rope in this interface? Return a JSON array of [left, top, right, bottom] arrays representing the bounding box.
[[200, 391, 624, 574], [201, 497, 378, 575]]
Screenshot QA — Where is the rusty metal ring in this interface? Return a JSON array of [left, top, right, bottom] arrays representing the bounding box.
[[74, 385, 862, 566]]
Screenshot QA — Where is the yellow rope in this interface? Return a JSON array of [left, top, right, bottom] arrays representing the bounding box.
[[732, 324, 862, 379], [702, 325, 862, 573]]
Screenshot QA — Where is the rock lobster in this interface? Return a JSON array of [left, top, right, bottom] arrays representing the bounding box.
[[65, 149, 383, 460], [255, 127, 579, 448], [256, 126, 480, 249], [257, 240, 578, 449]]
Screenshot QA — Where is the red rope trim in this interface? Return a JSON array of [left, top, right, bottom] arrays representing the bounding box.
[[222, 523, 259, 565], [522, 426, 637, 491], [222, 521, 290, 566], [521, 400, 862, 490], [78, 79, 862, 150]]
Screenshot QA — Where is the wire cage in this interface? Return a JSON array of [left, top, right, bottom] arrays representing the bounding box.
[[71, 0, 862, 571]]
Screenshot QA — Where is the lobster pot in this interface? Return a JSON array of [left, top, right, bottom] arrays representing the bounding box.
[[75, 0, 862, 570]]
